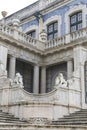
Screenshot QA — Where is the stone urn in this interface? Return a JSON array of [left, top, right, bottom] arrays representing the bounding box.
[[12, 17, 20, 28], [40, 29, 47, 42], [1, 11, 8, 18]]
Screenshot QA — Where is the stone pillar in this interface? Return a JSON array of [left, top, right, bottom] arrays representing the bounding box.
[[67, 59, 73, 79], [33, 65, 39, 94], [0, 46, 8, 70], [39, 16, 43, 40], [12, 17, 20, 29], [41, 66, 46, 93], [9, 56, 16, 79]]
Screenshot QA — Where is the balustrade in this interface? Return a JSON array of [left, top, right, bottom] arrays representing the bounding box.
[[45, 36, 65, 49], [45, 28, 87, 49], [70, 28, 87, 41], [0, 22, 87, 50], [0, 23, 44, 50], [0, 23, 13, 37]]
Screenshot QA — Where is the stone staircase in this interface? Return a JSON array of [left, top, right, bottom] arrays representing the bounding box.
[[52, 109, 87, 126], [0, 110, 27, 124]]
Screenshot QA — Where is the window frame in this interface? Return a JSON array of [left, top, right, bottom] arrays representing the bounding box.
[[70, 11, 82, 32], [65, 4, 86, 34], [47, 21, 58, 40]]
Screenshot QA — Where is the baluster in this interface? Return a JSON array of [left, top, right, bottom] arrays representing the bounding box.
[[62, 36, 65, 45], [27, 36, 30, 44], [32, 39, 34, 45], [54, 39, 56, 46], [0, 24, 2, 32], [48, 42, 50, 48]]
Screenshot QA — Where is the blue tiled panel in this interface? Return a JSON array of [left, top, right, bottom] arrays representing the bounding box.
[[43, 0, 87, 36], [22, 0, 87, 35], [22, 19, 38, 32]]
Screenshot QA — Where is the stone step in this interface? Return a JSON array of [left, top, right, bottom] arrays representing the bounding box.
[[52, 109, 87, 126], [59, 117, 87, 121], [0, 111, 27, 124], [70, 112, 87, 116], [68, 114, 87, 118], [53, 121, 87, 125], [0, 119, 26, 123], [0, 117, 19, 120], [0, 112, 14, 117], [75, 110, 87, 113], [0, 114, 15, 118], [59, 117, 87, 122]]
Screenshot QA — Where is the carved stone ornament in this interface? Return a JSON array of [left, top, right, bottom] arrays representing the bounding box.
[[28, 117, 50, 125], [55, 73, 67, 87]]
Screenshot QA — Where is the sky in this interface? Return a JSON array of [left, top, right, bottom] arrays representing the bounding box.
[[0, 0, 37, 19]]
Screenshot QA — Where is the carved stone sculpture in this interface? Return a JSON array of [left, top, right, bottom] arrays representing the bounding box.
[[10, 73, 24, 88], [55, 73, 67, 87], [14, 73, 23, 85]]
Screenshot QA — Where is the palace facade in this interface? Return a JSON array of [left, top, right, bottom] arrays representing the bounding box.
[[0, 0, 87, 129]]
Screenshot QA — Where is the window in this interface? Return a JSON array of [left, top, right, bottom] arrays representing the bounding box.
[[47, 21, 58, 40], [70, 11, 82, 32], [27, 30, 36, 38]]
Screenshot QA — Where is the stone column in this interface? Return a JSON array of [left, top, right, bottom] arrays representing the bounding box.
[[9, 56, 16, 79], [41, 66, 46, 93], [39, 16, 43, 40], [67, 59, 73, 79], [33, 65, 39, 94]]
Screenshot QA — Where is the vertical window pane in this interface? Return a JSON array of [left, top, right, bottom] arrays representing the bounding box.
[[47, 21, 58, 40], [71, 25, 76, 32], [78, 12, 82, 21], [78, 23, 82, 30], [71, 15, 76, 24], [48, 34, 53, 40], [54, 32, 58, 38], [48, 24, 53, 33], [54, 22, 58, 31]]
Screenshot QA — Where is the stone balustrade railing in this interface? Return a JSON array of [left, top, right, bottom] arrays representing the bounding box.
[[70, 28, 87, 41], [0, 23, 44, 50], [45, 36, 66, 49], [45, 28, 87, 49], [0, 22, 87, 51], [0, 23, 14, 37]]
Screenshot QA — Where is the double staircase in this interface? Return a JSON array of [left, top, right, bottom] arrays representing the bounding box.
[[52, 109, 87, 126]]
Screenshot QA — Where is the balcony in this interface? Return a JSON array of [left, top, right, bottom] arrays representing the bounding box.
[[0, 22, 87, 53], [45, 28, 87, 50]]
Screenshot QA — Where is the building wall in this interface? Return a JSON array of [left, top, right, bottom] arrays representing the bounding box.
[[20, 0, 87, 38]]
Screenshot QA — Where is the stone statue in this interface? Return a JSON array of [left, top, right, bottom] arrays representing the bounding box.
[[14, 73, 23, 85], [55, 73, 67, 87], [10, 73, 24, 88]]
